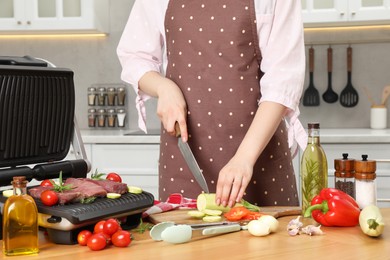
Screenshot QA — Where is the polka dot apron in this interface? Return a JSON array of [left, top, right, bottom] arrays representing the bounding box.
[[159, 0, 299, 206]]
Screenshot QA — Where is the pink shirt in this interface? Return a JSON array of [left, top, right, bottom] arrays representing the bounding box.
[[117, 0, 307, 153]]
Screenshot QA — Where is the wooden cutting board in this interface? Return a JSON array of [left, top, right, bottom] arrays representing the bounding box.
[[148, 206, 301, 225]]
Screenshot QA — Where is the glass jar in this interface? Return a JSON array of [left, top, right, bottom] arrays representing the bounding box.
[[334, 153, 355, 199], [107, 109, 116, 127], [355, 154, 377, 209], [97, 109, 106, 127], [117, 109, 126, 127], [117, 87, 126, 106], [88, 108, 97, 127], [97, 87, 106, 106], [107, 87, 116, 106], [87, 87, 97, 106]]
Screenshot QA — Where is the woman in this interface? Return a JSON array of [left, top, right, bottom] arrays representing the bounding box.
[[117, 0, 307, 207]]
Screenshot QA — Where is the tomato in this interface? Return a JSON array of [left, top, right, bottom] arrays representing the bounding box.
[[111, 230, 132, 247], [77, 230, 92, 246], [40, 190, 59, 206], [94, 220, 106, 234], [224, 206, 251, 221], [242, 212, 264, 220], [40, 179, 53, 187], [103, 218, 120, 236], [106, 172, 122, 183], [87, 233, 107, 251]]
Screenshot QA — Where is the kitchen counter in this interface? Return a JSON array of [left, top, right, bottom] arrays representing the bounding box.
[[2, 209, 389, 260], [80, 128, 390, 144]]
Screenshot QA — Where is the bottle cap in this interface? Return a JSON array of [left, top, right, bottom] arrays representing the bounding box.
[[308, 123, 320, 129]]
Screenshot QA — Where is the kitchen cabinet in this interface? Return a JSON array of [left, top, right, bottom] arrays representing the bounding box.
[[0, 0, 109, 33], [302, 0, 390, 27], [90, 144, 160, 199]]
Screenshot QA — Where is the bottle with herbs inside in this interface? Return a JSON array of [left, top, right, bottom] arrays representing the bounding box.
[[300, 123, 328, 216], [334, 153, 355, 199], [2, 176, 39, 256]]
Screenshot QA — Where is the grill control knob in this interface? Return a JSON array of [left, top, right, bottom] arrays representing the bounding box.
[[47, 216, 62, 224]]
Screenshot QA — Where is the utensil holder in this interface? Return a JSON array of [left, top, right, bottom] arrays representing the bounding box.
[[370, 106, 387, 129]]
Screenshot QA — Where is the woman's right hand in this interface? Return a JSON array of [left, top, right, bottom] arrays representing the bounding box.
[[138, 71, 188, 141]]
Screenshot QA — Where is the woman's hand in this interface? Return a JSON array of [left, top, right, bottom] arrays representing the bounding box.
[[216, 156, 254, 208], [139, 71, 188, 141]]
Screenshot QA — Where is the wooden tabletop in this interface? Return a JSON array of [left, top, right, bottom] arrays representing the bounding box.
[[2, 209, 390, 260]]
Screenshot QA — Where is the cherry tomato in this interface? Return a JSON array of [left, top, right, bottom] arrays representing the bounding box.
[[94, 220, 106, 234], [87, 233, 107, 251], [77, 230, 92, 246], [111, 230, 132, 247], [40, 179, 53, 187], [103, 218, 120, 236], [40, 190, 59, 206], [106, 172, 122, 183]]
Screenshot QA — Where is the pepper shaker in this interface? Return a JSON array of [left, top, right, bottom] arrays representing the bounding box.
[[355, 154, 377, 209], [334, 153, 355, 199]]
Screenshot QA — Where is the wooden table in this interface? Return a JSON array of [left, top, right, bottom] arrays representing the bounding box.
[[1, 209, 389, 260]]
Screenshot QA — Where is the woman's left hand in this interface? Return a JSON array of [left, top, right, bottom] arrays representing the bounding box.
[[215, 156, 253, 208]]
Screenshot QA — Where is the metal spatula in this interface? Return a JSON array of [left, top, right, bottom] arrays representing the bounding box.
[[340, 47, 359, 107], [303, 47, 320, 106]]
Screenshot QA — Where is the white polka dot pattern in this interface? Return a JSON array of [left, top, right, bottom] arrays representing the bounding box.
[[158, 0, 298, 206]]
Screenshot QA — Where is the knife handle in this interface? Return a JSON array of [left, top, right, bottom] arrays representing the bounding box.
[[175, 122, 181, 137], [201, 224, 241, 236]]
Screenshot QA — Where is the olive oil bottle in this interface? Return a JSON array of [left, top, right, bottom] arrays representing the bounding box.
[[300, 123, 328, 216], [2, 176, 39, 256]]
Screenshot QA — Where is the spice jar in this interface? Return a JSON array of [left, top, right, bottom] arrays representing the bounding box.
[[97, 87, 107, 106], [107, 109, 116, 127], [117, 109, 126, 127], [334, 153, 355, 199], [355, 154, 377, 209], [87, 87, 97, 106], [117, 87, 126, 106], [88, 108, 97, 127], [107, 87, 117, 106], [97, 109, 106, 127]]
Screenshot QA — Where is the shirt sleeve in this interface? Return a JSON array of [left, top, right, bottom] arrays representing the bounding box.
[[255, 0, 307, 152], [117, 0, 167, 132]]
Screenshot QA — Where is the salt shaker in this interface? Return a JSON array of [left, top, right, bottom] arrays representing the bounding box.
[[334, 153, 355, 199], [97, 87, 107, 106], [107, 109, 116, 127], [117, 109, 126, 127], [97, 108, 106, 127], [107, 87, 116, 106], [117, 87, 126, 106], [355, 154, 377, 209]]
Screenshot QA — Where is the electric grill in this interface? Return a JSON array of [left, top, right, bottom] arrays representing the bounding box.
[[0, 56, 154, 244]]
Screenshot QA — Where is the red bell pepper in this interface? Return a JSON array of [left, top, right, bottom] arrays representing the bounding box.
[[304, 188, 360, 227]]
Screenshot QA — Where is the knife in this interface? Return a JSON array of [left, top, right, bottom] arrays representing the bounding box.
[[175, 124, 210, 193]]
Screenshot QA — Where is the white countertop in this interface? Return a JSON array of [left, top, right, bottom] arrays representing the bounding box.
[[80, 128, 390, 144]]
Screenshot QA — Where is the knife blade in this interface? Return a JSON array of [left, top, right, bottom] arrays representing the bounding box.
[[178, 138, 210, 193], [175, 123, 209, 193]]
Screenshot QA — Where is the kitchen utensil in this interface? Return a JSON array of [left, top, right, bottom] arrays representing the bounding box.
[[303, 47, 320, 106], [148, 206, 302, 225], [322, 47, 338, 103], [381, 85, 390, 105], [340, 47, 359, 107], [363, 87, 376, 107], [175, 124, 210, 193]]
